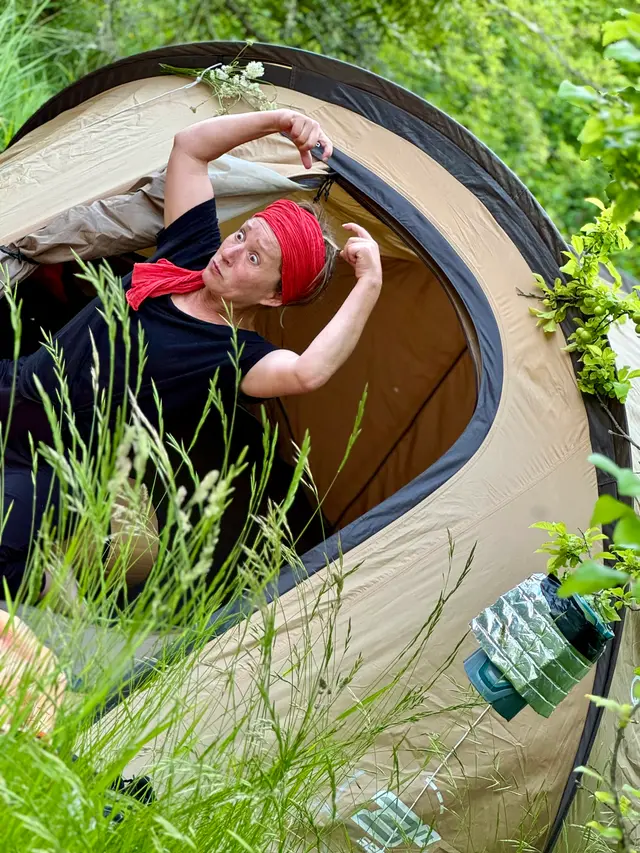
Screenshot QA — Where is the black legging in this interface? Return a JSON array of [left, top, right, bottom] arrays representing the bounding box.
[[0, 359, 56, 599], [0, 358, 53, 467], [0, 465, 55, 599]]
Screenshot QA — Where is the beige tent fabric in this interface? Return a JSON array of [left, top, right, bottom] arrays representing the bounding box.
[[0, 169, 165, 286], [205, 91, 599, 849], [0, 80, 328, 246], [0, 78, 223, 245], [1, 75, 604, 849], [252, 183, 477, 522], [125, 451, 596, 852]]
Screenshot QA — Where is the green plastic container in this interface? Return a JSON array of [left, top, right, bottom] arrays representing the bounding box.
[[463, 648, 527, 721]]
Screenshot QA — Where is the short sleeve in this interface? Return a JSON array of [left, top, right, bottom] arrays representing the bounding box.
[[152, 198, 221, 270], [238, 335, 278, 377], [237, 335, 279, 403]]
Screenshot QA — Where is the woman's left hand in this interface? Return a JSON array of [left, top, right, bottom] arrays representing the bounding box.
[[340, 223, 383, 286], [276, 110, 333, 169]]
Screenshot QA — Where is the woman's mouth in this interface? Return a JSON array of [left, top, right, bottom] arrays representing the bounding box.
[[210, 258, 222, 277]]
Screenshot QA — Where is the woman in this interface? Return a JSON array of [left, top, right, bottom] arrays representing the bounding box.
[[3, 109, 383, 446], [0, 109, 383, 600]]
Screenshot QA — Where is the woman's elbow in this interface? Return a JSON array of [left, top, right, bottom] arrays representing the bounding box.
[[294, 366, 330, 394], [172, 129, 206, 163]]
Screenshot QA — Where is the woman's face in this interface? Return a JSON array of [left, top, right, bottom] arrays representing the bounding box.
[[202, 217, 282, 308]]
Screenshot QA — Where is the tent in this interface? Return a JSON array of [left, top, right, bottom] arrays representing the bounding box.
[[1, 41, 639, 851]]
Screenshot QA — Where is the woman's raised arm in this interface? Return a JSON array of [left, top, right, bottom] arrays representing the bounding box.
[[240, 223, 382, 398], [164, 110, 333, 227]]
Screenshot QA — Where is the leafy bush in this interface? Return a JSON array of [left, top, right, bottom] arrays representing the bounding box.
[[559, 10, 640, 227]]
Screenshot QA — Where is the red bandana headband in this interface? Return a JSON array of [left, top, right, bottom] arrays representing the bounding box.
[[254, 199, 325, 305], [126, 199, 325, 311]]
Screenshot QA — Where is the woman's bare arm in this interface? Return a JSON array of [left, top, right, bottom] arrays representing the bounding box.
[[164, 110, 332, 227], [240, 223, 382, 398]]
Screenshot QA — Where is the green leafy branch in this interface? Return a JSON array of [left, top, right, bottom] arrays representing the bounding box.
[[529, 10, 640, 404], [532, 454, 640, 623], [530, 202, 638, 402], [533, 456, 640, 847], [527, 10, 640, 850], [577, 697, 640, 851]]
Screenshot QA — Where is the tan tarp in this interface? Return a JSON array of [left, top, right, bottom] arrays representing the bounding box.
[[0, 74, 614, 850]]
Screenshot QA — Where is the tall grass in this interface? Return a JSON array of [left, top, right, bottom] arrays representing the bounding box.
[[0, 1, 81, 148], [0, 12, 478, 843], [0, 260, 476, 851], [0, 0, 243, 152]]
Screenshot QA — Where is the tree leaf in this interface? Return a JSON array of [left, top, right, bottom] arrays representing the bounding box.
[[531, 521, 562, 532], [585, 197, 606, 210], [589, 453, 622, 477], [575, 765, 604, 782], [578, 117, 605, 145], [595, 791, 616, 805], [604, 39, 640, 64], [603, 19, 636, 46], [613, 381, 632, 402], [590, 824, 623, 841], [572, 234, 585, 254], [591, 494, 633, 527], [613, 515, 640, 550], [558, 561, 629, 597], [586, 695, 633, 720], [558, 79, 601, 106], [612, 189, 640, 225], [588, 454, 640, 497]]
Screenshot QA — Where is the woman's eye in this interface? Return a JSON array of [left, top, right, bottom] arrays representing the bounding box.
[[249, 253, 259, 265], [236, 230, 245, 242]]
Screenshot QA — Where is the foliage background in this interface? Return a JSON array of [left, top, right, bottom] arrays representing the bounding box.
[[0, 0, 633, 270]]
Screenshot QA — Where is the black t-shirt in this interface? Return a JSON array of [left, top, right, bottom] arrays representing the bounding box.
[[18, 199, 277, 431]]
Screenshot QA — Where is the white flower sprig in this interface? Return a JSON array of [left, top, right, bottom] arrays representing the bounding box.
[[161, 49, 277, 114]]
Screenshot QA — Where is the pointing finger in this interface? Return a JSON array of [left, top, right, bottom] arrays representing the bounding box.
[[342, 222, 373, 241], [300, 149, 313, 170]]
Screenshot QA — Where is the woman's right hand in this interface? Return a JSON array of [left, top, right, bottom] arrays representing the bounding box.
[[275, 109, 333, 169], [340, 223, 383, 287]]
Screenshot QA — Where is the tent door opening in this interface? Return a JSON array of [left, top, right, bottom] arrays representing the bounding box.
[[0, 174, 480, 554]]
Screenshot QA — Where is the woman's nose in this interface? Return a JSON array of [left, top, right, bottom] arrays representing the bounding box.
[[221, 242, 241, 264]]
